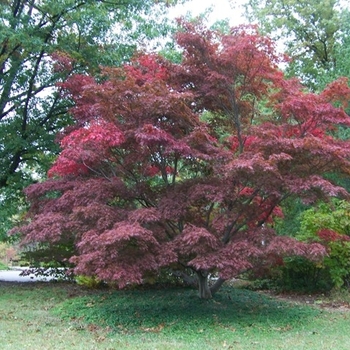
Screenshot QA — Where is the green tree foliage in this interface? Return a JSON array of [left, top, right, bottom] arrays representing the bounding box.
[[0, 0, 185, 240], [329, 9, 350, 86], [299, 200, 350, 239], [274, 197, 310, 237], [277, 200, 350, 290], [244, 0, 350, 90]]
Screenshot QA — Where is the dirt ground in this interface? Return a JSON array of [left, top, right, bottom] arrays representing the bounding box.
[[261, 289, 350, 312]]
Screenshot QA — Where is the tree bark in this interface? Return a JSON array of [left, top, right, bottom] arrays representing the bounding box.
[[196, 271, 212, 299], [171, 270, 197, 287], [210, 277, 226, 296]]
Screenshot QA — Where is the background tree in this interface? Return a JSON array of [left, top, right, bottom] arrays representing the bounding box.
[[0, 0, 185, 240], [12, 22, 350, 299], [243, 0, 350, 90], [243, 0, 350, 257]]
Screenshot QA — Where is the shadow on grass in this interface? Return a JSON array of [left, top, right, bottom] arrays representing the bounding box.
[[53, 285, 320, 335]]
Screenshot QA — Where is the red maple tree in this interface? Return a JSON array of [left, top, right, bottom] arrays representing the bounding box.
[[13, 22, 350, 298]]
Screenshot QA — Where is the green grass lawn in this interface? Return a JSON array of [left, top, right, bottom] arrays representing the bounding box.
[[0, 282, 349, 349]]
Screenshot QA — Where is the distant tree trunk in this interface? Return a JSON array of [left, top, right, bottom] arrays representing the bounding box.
[[196, 270, 212, 299]]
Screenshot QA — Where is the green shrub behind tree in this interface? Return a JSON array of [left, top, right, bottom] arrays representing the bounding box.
[[270, 200, 350, 291]]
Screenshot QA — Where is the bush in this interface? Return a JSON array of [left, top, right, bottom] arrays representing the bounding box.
[[276, 257, 333, 292], [272, 200, 350, 291], [75, 275, 103, 288], [245, 256, 333, 293], [323, 239, 350, 288]]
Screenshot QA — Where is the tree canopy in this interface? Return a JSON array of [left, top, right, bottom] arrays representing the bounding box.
[[244, 0, 350, 89], [12, 21, 350, 298], [0, 0, 184, 239]]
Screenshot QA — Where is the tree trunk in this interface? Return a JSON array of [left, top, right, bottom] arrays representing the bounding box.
[[196, 271, 212, 299], [171, 270, 197, 287], [210, 277, 226, 296]]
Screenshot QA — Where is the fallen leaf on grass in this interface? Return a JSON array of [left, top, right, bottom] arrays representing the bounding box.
[[140, 323, 165, 333]]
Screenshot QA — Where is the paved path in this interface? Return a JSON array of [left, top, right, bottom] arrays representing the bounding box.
[[0, 267, 57, 282]]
